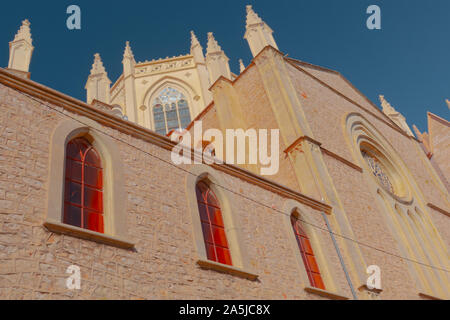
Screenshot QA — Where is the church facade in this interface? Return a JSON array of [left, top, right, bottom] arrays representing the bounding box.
[[0, 5, 449, 300]]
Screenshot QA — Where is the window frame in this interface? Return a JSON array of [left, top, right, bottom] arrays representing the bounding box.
[[196, 180, 233, 266], [64, 137, 105, 233], [185, 165, 257, 280], [282, 200, 346, 296], [45, 118, 133, 249], [291, 212, 326, 290], [151, 87, 192, 135]]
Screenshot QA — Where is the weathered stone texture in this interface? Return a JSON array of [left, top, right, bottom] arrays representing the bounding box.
[[0, 84, 346, 300]]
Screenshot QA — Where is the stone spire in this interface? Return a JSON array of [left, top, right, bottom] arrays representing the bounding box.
[[90, 53, 107, 75], [8, 19, 34, 74], [239, 59, 245, 73], [190, 31, 205, 64], [205, 32, 231, 83], [206, 32, 222, 53], [244, 5, 278, 57], [122, 41, 138, 122], [446, 99, 450, 110], [85, 53, 111, 104], [123, 41, 136, 63], [379, 95, 414, 137]]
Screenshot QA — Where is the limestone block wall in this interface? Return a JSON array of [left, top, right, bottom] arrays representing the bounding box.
[[0, 82, 350, 300]]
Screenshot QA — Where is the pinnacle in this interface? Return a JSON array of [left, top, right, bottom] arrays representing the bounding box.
[[13, 18, 33, 44], [123, 41, 135, 59], [246, 4, 263, 26], [90, 53, 107, 75], [190, 30, 202, 50], [206, 32, 222, 53]]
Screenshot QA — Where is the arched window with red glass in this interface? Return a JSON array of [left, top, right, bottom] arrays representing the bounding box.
[[196, 181, 232, 266], [291, 214, 325, 290], [64, 137, 104, 233]]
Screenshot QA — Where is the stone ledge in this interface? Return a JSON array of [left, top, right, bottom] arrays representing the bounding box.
[[427, 203, 450, 217], [43, 220, 135, 250], [419, 292, 444, 300], [196, 259, 259, 281], [304, 286, 349, 300]]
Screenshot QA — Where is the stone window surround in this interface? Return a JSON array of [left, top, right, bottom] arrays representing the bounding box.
[[45, 117, 134, 249], [185, 164, 258, 281], [282, 199, 349, 300]]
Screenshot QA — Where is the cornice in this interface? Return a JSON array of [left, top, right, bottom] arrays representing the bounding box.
[[136, 54, 193, 67], [320, 147, 363, 173], [284, 135, 363, 173]]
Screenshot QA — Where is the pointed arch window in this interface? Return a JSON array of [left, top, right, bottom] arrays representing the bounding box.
[[152, 87, 192, 135], [291, 214, 325, 290], [196, 181, 232, 266], [64, 138, 104, 233]]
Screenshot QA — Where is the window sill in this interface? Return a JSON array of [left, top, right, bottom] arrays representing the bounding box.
[[44, 220, 135, 250], [304, 286, 349, 300], [196, 259, 259, 281], [419, 292, 443, 300]]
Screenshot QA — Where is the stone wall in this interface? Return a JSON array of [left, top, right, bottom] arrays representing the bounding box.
[[0, 83, 347, 300]]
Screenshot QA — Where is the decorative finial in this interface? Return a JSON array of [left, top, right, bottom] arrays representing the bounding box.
[[246, 4, 263, 26], [90, 53, 107, 75], [8, 19, 34, 73], [13, 19, 33, 44], [379, 95, 414, 136], [191, 31, 199, 45], [123, 41, 135, 59], [206, 32, 222, 53], [379, 95, 396, 114], [244, 5, 278, 57]]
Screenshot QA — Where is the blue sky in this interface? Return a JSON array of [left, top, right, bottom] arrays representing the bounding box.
[[0, 0, 448, 132]]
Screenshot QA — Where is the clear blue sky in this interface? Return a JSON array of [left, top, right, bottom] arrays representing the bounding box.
[[0, 0, 448, 132]]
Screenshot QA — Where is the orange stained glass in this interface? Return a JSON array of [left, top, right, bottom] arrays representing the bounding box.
[[64, 138, 104, 233], [196, 181, 232, 266], [291, 215, 325, 290]]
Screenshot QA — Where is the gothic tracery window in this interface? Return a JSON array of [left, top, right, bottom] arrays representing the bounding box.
[[64, 138, 104, 233], [362, 150, 395, 194], [152, 87, 192, 136]]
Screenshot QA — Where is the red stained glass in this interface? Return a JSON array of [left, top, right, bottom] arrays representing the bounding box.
[[196, 182, 232, 266], [201, 223, 214, 243], [64, 138, 104, 234], [208, 206, 224, 227], [291, 216, 325, 290], [215, 247, 232, 265], [212, 225, 228, 247], [84, 166, 102, 188], [300, 237, 314, 256], [198, 203, 209, 223]]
